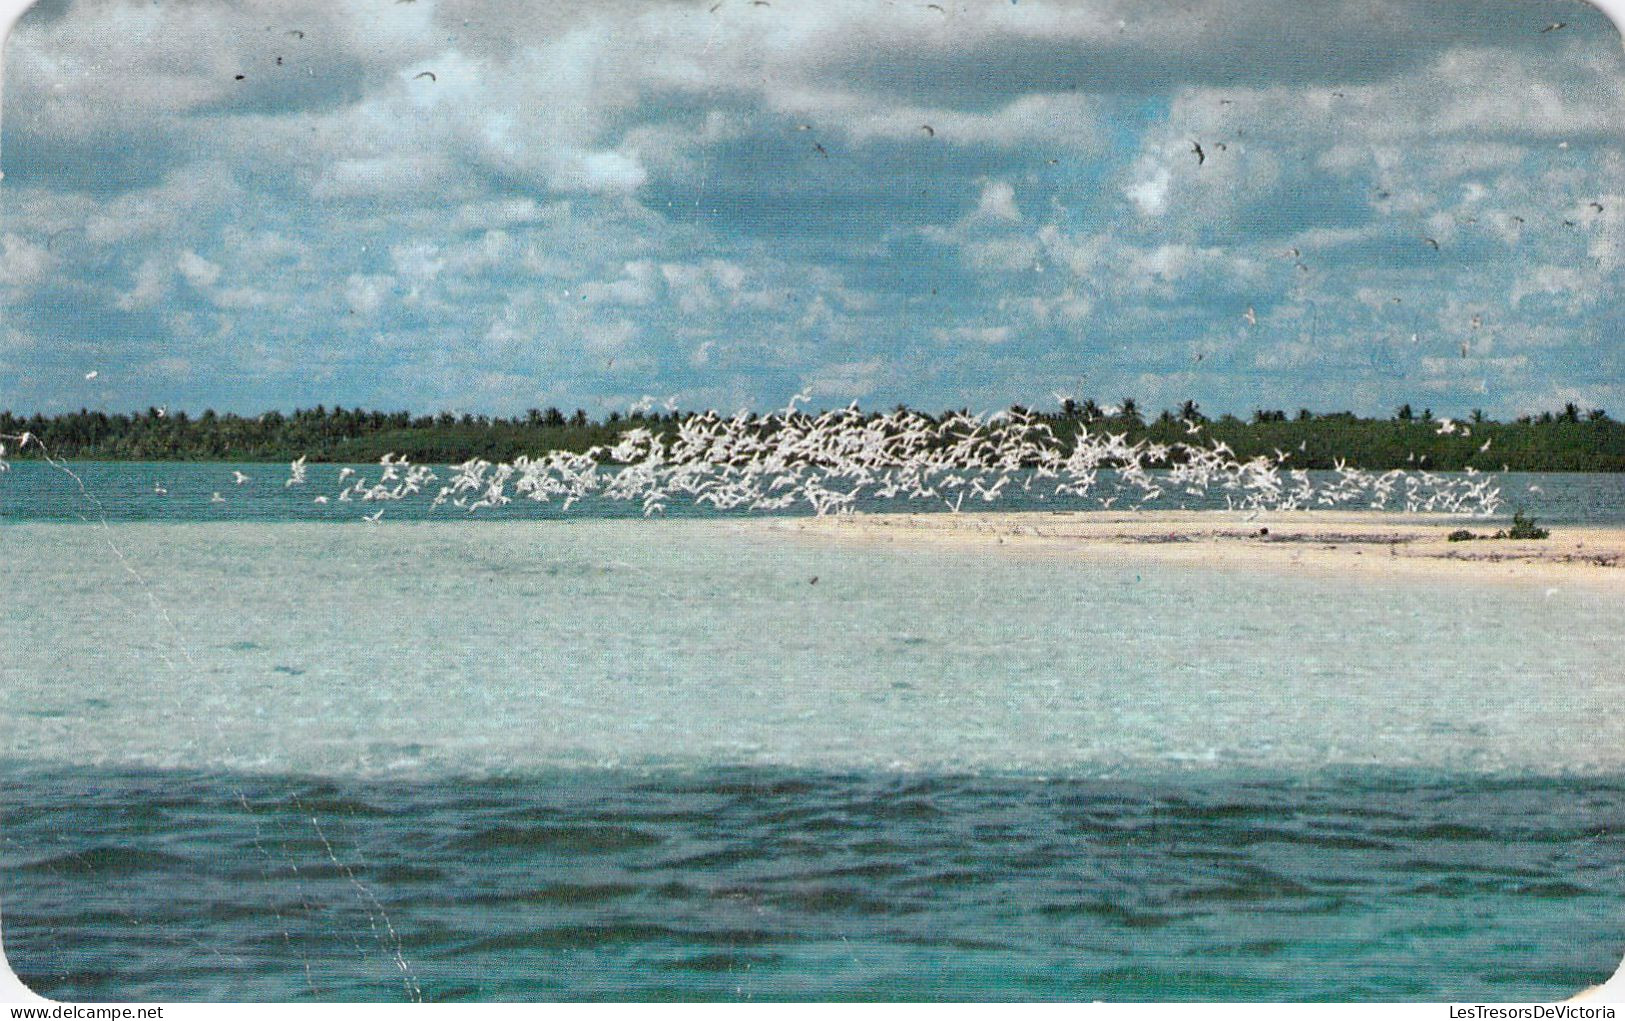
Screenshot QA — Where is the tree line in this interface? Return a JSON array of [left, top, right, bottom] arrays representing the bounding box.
[[1, 401, 1620, 471]]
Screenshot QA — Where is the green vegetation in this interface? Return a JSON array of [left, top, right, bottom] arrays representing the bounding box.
[[1445, 511, 1551, 542], [1505, 510, 1551, 540], [1, 401, 1621, 470]]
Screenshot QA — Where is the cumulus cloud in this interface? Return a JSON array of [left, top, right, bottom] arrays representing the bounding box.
[[0, 0, 1621, 417]]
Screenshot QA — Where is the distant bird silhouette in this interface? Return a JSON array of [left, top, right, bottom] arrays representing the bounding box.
[[414, 71, 436, 81], [285, 29, 304, 38], [813, 142, 828, 157], [920, 124, 935, 137], [1540, 21, 1567, 32], [1590, 202, 1604, 212], [1244, 306, 1257, 327], [1191, 141, 1205, 165], [809, 576, 818, 585], [1424, 237, 1439, 250]]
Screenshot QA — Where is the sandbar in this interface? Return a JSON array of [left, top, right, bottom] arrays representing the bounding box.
[[756, 510, 1625, 591]]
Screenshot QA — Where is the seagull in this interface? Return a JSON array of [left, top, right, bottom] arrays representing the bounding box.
[[414, 71, 437, 81], [812, 142, 828, 157], [313, 495, 329, 504], [211, 492, 226, 503], [286, 29, 304, 38], [84, 370, 99, 380], [1191, 141, 1205, 165], [1424, 237, 1440, 249], [364, 509, 385, 522], [1540, 21, 1566, 32], [1479, 439, 1492, 452], [153, 483, 168, 495], [1590, 202, 1604, 213], [1244, 306, 1257, 327], [919, 124, 935, 137], [232, 470, 251, 485]]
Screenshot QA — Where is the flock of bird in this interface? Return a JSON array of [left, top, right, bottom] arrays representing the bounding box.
[[0, 394, 1510, 523]]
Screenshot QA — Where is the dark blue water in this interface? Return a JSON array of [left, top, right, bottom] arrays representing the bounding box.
[[4, 766, 1622, 1002], [2, 462, 1619, 524]]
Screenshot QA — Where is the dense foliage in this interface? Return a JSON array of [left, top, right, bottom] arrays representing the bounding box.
[[1, 402, 1620, 471]]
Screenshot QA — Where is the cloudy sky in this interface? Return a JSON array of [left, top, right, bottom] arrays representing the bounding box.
[[1, 0, 1622, 418]]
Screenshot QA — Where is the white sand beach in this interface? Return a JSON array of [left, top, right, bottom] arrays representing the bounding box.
[[761, 510, 1625, 591]]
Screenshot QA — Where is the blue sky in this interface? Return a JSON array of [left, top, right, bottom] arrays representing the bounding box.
[[1, 0, 1622, 418]]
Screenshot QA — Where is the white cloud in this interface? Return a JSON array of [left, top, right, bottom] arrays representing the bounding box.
[[176, 249, 222, 288]]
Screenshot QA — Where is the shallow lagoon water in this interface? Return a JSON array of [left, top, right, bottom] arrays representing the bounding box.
[[1, 520, 1622, 777], [1, 476, 1623, 1000]]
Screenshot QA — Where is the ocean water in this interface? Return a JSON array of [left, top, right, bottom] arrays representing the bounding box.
[[2, 461, 1623, 524], [1, 466, 1623, 1000]]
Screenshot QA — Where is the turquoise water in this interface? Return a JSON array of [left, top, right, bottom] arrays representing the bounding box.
[[4, 462, 1624, 524], [1, 467, 1622, 1000]]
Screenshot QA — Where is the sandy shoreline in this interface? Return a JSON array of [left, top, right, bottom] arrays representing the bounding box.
[[755, 510, 1625, 591]]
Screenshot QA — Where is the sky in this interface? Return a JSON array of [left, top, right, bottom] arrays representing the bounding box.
[[0, 0, 1622, 419]]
